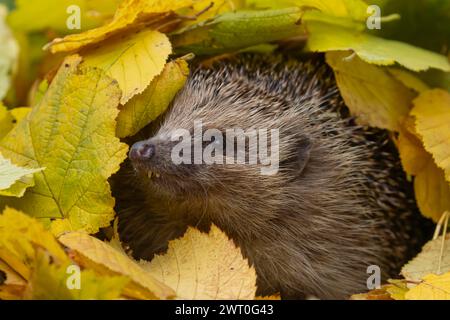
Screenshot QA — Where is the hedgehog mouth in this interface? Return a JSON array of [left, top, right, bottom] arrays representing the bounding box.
[[133, 164, 161, 180], [145, 170, 161, 179], [130, 161, 162, 180]]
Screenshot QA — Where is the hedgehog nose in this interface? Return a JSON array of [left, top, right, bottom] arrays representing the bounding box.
[[130, 141, 155, 161]]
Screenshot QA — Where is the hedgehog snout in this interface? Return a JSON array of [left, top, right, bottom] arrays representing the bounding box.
[[129, 141, 156, 162]]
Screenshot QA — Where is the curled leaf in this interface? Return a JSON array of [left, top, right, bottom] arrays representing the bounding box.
[[82, 29, 172, 104], [46, 0, 195, 53], [58, 232, 175, 300], [116, 58, 189, 138], [25, 248, 128, 300]]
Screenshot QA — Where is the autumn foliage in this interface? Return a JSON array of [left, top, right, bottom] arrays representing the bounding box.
[[0, 0, 449, 299]]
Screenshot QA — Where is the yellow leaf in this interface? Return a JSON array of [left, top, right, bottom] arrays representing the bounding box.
[[25, 249, 128, 300], [395, 114, 450, 221], [0, 207, 69, 280], [326, 51, 415, 131], [411, 89, 450, 183], [117, 58, 189, 138], [405, 272, 450, 300], [47, 0, 195, 53], [385, 280, 408, 300], [387, 68, 430, 94], [29, 80, 49, 107], [0, 259, 26, 300], [402, 235, 450, 282], [414, 158, 450, 222], [58, 232, 175, 300], [8, 0, 121, 33], [82, 29, 172, 104], [142, 225, 257, 299], [397, 116, 431, 176], [0, 55, 128, 234], [0, 103, 14, 140], [307, 15, 450, 72], [10, 107, 31, 123], [0, 105, 30, 142], [0, 153, 43, 197]]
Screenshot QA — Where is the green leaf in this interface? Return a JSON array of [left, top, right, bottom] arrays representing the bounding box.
[[173, 7, 305, 55], [247, 0, 370, 20], [305, 12, 450, 72]]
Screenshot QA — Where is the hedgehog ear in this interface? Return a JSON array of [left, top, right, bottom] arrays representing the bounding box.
[[296, 136, 312, 174]]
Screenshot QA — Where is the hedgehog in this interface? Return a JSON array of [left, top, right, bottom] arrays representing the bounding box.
[[113, 54, 430, 299]]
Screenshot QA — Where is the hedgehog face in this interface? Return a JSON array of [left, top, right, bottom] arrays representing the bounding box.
[[128, 69, 315, 201], [129, 133, 201, 197], [129, 123, 285, 199]]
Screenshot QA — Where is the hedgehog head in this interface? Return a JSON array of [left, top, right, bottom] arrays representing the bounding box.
[[128, 69, 313, 208]]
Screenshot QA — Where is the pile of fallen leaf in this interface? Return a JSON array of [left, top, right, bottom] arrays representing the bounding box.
[[0, 0, 449, 300]]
